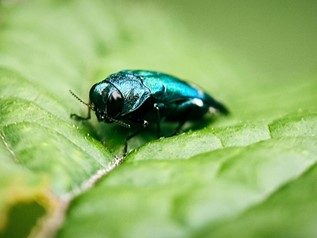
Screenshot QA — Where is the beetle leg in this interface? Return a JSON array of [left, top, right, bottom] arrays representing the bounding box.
[[69, 90, 93, 121], [123, 130, 140, 156], [172, 120, 186, 136], [165, 98, 205, 136], [154, 104, 161, 137], [123, 120, 149, 156], [70, 105, 91, 121]]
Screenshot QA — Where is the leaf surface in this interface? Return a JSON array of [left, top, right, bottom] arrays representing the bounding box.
[[0, 1, 316, 237]]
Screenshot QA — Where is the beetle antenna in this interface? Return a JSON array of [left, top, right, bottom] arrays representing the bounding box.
[[104, 115, 131, 129], [69, 90, 130, 128], [69, 90, 93, 109]]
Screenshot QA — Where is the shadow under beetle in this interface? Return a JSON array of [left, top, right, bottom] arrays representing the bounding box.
[[70, 70, 229, 155]]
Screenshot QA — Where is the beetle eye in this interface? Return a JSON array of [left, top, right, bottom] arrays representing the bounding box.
[[106, 90, 123, 118]]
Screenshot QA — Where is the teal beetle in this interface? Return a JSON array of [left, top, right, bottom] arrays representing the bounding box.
[[70, 70, 228, 154]]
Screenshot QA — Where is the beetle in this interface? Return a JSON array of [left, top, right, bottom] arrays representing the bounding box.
[[70, 70, 229, 154]]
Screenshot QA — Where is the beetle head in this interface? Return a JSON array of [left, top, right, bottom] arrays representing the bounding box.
[[89, 81, 124, 121], [70, 84, 130, 128]]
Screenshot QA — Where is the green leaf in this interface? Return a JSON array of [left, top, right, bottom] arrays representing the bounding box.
[[0, 0, 316, 238]]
